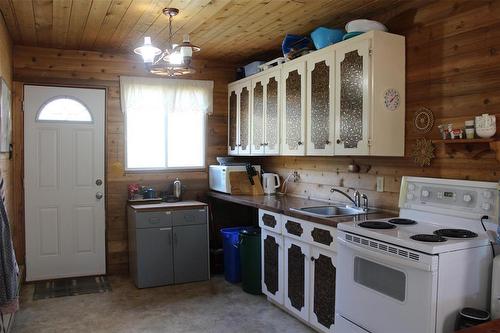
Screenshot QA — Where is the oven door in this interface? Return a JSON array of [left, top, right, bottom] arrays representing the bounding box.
[[336, 232, 439, 333]]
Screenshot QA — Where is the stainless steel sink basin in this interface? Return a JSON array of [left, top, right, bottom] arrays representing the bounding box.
[[290, 205, 370, 218]]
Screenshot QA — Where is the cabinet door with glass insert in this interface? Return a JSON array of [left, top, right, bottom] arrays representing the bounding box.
[[238, 81, 252, 155], [306, 50, 335, 156], [281, 60, 306, 155], [227, 83, 239, 155], [263, 68, 281, 155], [334, 39, 371, 155], [250, 75, 265, 156]]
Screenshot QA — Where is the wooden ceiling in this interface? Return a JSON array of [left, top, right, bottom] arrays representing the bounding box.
[[0, 0, 413, 62]]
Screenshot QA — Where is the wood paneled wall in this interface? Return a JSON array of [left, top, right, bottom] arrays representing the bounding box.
[[0, 13, 14, 234], [12, 46, 236, 274], [257, 0, 500, 211]]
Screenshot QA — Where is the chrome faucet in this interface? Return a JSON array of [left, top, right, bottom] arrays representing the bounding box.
[[330, 187, 369, 211]]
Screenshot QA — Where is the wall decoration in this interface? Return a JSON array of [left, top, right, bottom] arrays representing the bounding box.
[[413, 107, 434, 133], [0, 78, 12, 153], [411, 138, 435, 167]]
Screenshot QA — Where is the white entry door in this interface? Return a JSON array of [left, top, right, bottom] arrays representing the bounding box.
[[24, 85, 106, 281]]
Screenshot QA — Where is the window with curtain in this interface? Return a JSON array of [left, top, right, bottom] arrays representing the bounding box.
[[120, 76, 213, 170]]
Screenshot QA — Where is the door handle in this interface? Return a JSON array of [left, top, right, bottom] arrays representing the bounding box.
[[96, 192, 103, 199], [95, 179, 103, 186]]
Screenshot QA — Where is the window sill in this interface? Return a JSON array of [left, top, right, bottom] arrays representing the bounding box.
[[124, 167, 207, 175]]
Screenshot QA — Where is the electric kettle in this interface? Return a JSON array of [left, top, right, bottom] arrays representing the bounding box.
[[262, 173, 281, 195]]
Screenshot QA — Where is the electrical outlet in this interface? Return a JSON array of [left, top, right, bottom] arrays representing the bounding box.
[[293, 171, 300, 182], [376, 176, 384, 192]]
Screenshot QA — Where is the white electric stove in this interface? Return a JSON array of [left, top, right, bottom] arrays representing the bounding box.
[[335, 176, 499, 333]]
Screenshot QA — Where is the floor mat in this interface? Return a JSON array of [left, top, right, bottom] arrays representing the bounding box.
[[33, 276, 111, 300]]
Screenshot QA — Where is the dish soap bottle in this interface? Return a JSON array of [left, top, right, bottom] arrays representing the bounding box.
[[173, 178, 182, 201]]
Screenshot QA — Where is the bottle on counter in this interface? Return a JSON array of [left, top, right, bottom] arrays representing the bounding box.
[[173, 178, 182, 200]]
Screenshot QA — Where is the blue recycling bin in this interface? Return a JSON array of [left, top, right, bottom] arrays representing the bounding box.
[[220, 226, 251, 283]]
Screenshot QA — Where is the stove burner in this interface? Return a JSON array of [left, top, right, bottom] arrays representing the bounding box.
[[388, 218, 417, 225], [358, 221, 396, 229], [434, 229, 478, 238], [410, 234, 447, 242]]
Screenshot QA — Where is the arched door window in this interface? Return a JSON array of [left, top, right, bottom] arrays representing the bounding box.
[[37, 97, 93, 122]]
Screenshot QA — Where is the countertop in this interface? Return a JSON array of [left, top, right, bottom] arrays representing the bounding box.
[[130, 201, 208, 211], [207, 191, 396, 227], [456, 319, 500, 332]]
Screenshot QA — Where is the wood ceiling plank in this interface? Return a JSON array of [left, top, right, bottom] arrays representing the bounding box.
[[93, 0, 134, 49], [11, 0, 37, 45], [119, 0, 171, 50], [52, 0, 72, 48], [80, 0, 113, 49], [65, 0, 92, 49], [107, 0, 153, 48], [33, 0, 53, 48], [0, 0, 21, 42]]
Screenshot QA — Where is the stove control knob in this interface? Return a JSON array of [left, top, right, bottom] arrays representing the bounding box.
[[421, 190, 429, 198], [463, 194, 472, 202], [407, 193, 415, 200], [482, 203, 491, 211], [483, 191, 492, 199], [408, 184, 415, 191]]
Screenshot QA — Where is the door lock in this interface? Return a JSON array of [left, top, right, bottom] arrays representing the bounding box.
[[96, 179, 103, 186], [96, 192, 103, 199]]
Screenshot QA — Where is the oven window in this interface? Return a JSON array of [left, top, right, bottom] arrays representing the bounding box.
[[354, 257, 406, 302]]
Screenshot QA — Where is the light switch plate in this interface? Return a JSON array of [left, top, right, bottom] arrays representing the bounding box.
[[376, 176, 384, 192]]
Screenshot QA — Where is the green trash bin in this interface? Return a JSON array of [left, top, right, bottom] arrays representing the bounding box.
[[239, 227, 262, 295]]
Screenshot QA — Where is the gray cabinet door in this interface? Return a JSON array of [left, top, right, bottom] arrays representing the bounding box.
[[172, 208, 206, 226], [136, 227, 174, 288], [173, 224, 208, 284]]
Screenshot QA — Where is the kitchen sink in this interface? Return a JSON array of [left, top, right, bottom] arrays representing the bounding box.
[[290, 205, 371, 218]]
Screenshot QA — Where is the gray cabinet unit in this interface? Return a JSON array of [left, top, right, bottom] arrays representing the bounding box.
[[128, 202, 209, 288]]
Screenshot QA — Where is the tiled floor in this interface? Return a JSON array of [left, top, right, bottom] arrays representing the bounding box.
[[13, 275, 314, 333]]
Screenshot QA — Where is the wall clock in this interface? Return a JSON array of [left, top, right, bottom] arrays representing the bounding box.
[[383, 88, 400, 111]]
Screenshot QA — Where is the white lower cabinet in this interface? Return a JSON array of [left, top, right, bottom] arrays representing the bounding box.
[[261, 228, 284, 304], [260, 210, 337, 332], [284, 237, 310, 321]]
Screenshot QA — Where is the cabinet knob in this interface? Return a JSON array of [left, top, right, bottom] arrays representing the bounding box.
[[264, 142, 269, 146], [310, 256, 315, 261], [336, 139, 342, 144], [298, 141, 303, 145], [260, 143, 265, 146], [325, 140, 331, 145]]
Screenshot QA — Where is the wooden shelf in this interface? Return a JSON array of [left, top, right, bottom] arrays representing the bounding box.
[[432, 138, 500, 161]]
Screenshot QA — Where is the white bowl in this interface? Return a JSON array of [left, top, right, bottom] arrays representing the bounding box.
[[476, 126, 496, 138], [345, 19, 388, 33]]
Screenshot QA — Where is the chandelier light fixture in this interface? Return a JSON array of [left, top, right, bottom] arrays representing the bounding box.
[[134, 8, 200, 76]]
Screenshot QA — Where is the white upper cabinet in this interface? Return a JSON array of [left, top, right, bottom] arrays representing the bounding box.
[[281, 60, 307, 155], [306, 49, 335, 156], [251, 68, 281, 156], [228, 31, 405, 157], [334, 39, 371, 155]]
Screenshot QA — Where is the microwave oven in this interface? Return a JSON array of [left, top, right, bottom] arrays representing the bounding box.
[[209, 165, 261, 194]]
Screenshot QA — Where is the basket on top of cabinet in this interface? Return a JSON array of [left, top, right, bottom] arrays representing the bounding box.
[[227, 30, 405, 157]]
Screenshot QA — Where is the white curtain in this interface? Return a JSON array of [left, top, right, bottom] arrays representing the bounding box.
[[119, 76, 214, 115]]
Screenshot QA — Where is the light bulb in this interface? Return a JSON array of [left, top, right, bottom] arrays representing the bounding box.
[[134, 37, 161, 64]]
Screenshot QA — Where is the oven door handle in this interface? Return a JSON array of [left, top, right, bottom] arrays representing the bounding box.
[[337, 237, 436, 272]]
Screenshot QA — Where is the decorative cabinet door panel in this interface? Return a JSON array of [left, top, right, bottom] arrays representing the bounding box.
[[261, 229, 284, 304], [264, 70, 281, 155], [238, 81, 252, 155], [228, 84, 239, 155], [281, 61, 306, 155], [284, 237, 310, 322], [251, 78, 265, 155], [334, 39, 371, 155], [306, 51, 335, 156], [309, 246, 337, 333]]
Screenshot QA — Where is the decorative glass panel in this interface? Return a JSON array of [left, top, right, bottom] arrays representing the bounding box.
[[288, 244, 305, 310], [229, 91, 237, 151], [314, 254, 336, 329], [253, 82, 264, 151], [311, 61, 330, 150], [266, 78, 278, 150], [285, 70, 302, 150], [264, 235, 279, 295], [240, 87, 249, 150], [339, 50, 363, 148], [37, 97, 92, 122]]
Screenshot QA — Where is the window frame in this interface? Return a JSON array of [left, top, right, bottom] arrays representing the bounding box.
[[124, 108, 207, 172], [35, 95, 94, 124]]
